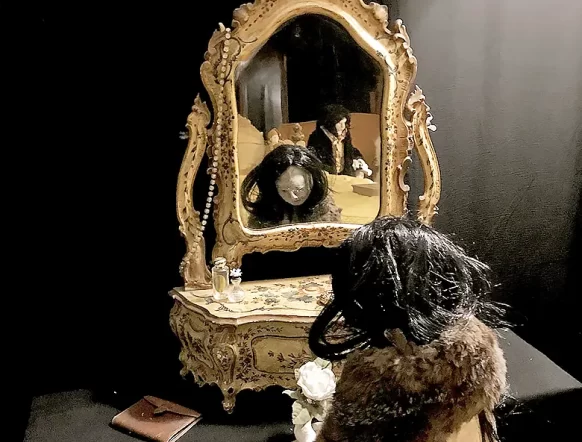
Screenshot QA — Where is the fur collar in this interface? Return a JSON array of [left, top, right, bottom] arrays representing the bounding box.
[[317, 317, 507, 442]]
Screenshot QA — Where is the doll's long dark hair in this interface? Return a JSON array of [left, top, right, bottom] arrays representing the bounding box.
[[308, 104, 360, 175], [309, 216, 505, 360], [316, 104, 352, 137], [241, 145, 329, 225]]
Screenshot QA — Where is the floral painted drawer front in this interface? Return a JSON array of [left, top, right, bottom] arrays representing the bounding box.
[[172, 275, 331, 319]]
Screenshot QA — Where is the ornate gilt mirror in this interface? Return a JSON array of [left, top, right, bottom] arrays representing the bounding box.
[[235, 13, 384, 231], [177, 0, 441, 289]]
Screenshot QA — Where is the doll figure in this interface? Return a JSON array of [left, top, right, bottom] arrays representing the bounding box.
[[309, 217, 507, 442], [241, 145, 342, 229], [307, 104, 372, 178]]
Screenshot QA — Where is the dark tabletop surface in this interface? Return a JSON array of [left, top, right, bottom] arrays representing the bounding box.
[[24, 330, 581, 442]]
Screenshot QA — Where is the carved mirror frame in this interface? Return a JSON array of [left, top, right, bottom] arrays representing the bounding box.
[[177, 0, 441, 289]]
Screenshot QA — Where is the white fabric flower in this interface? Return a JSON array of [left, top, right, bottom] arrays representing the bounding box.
[[294, 421, 317, 442], [312, 421, 323, 434], [296, 361, 336, 401], [291, 401, 312, 425]]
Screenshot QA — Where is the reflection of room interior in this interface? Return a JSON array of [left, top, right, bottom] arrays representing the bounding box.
[[235, 14, 384, 228], [236, 43, 288, 134], [237, 114, 381, 226], [236, 14, 383, 135]]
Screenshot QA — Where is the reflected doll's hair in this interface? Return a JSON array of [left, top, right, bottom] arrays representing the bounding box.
[[316, 104, 352, 135], [310, 216, 505, 360], [241, 144, 329, 225]]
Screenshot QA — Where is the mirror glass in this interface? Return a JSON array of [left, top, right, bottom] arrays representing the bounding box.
[[235, 14, 383, 230]]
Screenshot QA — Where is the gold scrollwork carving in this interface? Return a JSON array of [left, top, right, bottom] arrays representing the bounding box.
[[179, 0, 439, 271], [177, 95, 213, 289], [170, 300, 317, 412], [407, 86, 441, 224]]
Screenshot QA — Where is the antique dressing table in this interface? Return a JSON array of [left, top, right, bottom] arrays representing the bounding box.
[[170, 276, 330, 412], [169, 0, 441, 412]]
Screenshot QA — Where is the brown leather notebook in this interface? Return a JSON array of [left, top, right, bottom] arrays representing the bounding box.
[[111, 396, 202, 442]]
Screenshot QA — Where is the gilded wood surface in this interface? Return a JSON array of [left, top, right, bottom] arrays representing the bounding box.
[[172, 274, 329, 322], [170, 275, 348, 412], [177, 0, 441, 275], [170, 293, 319, 412], [177, 96, 213, 289], [407, 86, 441, 224]]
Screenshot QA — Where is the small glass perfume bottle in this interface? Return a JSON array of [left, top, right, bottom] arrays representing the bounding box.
[[212, 257, 229, 301], [228, 268, 245, 303]]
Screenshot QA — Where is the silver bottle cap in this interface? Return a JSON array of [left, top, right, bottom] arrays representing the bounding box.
[[214, 257, 227, 266]]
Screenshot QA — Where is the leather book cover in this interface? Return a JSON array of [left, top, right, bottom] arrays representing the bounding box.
[[111, 396, 202, 442]]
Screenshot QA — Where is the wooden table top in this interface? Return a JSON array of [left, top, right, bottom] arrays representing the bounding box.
[[170, 274, 331, 322]]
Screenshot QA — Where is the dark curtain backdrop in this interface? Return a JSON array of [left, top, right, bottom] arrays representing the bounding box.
[[12, 1, 580, 422], [395, 0, 582, 377]]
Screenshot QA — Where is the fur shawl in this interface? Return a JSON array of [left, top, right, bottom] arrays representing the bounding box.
[[316, 317, 507, 442]]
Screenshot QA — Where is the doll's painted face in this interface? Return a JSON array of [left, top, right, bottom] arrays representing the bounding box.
[[276, 165, 313, 206], [335, 117, 348, 140]]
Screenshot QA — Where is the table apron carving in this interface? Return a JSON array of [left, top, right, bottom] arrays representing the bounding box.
[[170, 300, 316, 412]]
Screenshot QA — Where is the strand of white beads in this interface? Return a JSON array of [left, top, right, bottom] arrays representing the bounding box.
[[198, 28, 231, 239]]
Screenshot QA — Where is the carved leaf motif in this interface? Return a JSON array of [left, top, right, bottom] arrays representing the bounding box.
[[405, 86, 441, 224], [232, 2, 254, 28], [187, 95, 211, 130], [362, 1, 389, 26], [205, 25, 226, 61], [178, 94, 212, 288], [408, 85, 425, 109]]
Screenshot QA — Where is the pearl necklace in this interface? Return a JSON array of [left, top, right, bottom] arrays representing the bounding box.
[[196, 27, 232, 238]]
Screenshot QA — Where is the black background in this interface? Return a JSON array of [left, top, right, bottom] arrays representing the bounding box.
[[7, 0, 580, 433]]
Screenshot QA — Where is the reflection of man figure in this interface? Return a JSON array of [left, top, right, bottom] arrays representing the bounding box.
[[320, 116, 347, 175], [307, 105, 372, 178]]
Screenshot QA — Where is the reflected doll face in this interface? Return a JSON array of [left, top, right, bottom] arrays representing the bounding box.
[[276, 166, 313, 206], [335, 117, 347, 140]]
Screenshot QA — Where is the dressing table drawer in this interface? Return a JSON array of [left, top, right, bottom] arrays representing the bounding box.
[[170, 275, 330, 412]]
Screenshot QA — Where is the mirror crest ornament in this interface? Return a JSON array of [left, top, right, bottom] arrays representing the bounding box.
[[177, 0, 441, 289]]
